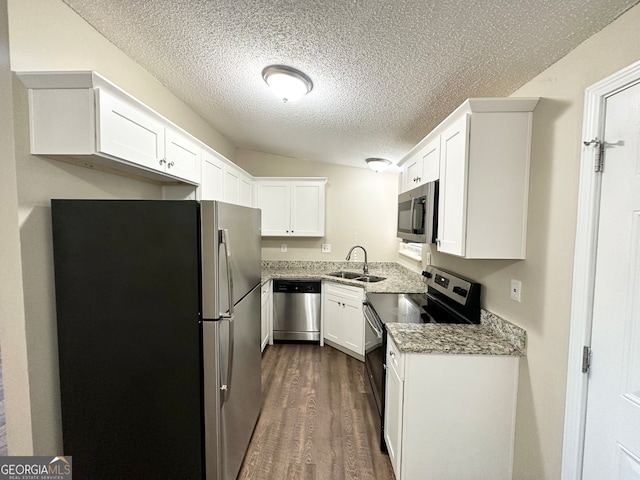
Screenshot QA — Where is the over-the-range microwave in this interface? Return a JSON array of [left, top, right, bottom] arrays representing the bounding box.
[[397, 181, 438, 243]]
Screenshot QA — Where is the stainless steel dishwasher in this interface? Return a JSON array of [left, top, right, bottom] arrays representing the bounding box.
[[272, 279, 321, 342]]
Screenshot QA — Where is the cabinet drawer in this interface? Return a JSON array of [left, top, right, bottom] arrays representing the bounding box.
[[323, 281, 363, 301], [387, 335, 404, 379]]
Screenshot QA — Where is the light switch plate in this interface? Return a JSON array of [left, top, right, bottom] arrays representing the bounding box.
[[321, 244, 331, 253], [510, 279, 522, 302]]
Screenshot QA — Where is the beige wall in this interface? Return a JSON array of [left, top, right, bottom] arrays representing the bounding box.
[[7, 0, 236, 161], [235, 150, 399, 262], [5, 0, 237, 454], [426, 5, 640, 479], [0, 0, 34, 455]]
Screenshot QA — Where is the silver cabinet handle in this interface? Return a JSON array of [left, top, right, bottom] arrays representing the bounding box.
[[167, 161, 175, 168], [159, 159, 167, 165], [389, 351, 395, 358]]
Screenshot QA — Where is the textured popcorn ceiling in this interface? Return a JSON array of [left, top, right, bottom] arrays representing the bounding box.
[[63, 0, 638, 169]]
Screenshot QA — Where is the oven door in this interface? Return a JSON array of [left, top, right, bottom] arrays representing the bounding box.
[[364, 303, 385, 417]]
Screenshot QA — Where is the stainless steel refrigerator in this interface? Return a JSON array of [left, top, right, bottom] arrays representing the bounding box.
[[51, 199, 262, 480]]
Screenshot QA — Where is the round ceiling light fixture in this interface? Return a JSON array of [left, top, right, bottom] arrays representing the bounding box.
[[262, 65, 313, 103], [366, 157, 391, 172]]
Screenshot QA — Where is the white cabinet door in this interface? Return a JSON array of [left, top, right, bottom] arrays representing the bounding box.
[[385, 351, 403, 479], [257, 181, 291, 235], [201, 150, 224, 201], [322, 283, 364, 358], [256, 179, 326, 237], [341, 299, 364, 356], [165, 128, 200, 184], [239, 175, 253, 207], [96, 88, 165, 171], [437, 114, 470, 257], [290, 181, 325, 236], [224, 167, 241, 205], [420, 135, 440, 184], [400, 136, 440, 193], [403, 156, 422, 192], [323, 294, 342, 345]]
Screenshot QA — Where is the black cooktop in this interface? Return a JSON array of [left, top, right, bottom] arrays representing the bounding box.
[[365, 267, 481, 325]]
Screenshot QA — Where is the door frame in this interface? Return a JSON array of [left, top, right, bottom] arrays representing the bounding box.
[[562, 58, 640, 479]]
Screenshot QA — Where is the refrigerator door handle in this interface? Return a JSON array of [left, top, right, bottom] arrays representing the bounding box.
[[219, 228, 235, 403], [219, 228, 235, 320]]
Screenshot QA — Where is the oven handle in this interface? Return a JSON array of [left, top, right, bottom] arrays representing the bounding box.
[[364, 303, 383, 339]]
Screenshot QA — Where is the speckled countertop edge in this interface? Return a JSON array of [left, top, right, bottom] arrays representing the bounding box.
[[387, 310, 526, 356], [261, 260, 427, 293]]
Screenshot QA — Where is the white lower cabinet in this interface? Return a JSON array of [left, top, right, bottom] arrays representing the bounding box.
[[384, 343, 404, 475], [322, 282, 364, 360], [385, 335, 519, 480], [260, 281, 272, 352]]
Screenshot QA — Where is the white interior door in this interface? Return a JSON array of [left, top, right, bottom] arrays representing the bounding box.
[[582, 80, 640, 479]]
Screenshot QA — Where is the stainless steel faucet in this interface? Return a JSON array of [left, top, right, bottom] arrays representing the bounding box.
[[346, 245, 368, 275]]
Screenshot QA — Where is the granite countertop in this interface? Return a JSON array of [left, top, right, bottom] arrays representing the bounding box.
[[262, 260, 526, 357], [386, 310, 526, 356], [261, 260, 427, 293]]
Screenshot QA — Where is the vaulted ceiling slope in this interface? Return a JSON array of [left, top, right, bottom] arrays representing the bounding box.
[[63, 0, 638, 169]]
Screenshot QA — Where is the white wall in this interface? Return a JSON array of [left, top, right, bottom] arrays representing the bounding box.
[[0, 0, 34, 455], [424, 5, 640, 479], [235, 150, 399, 262]]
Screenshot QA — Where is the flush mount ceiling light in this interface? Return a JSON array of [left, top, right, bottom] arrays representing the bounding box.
[[366, 157, 391, 172], [262, 65, 313, 103]]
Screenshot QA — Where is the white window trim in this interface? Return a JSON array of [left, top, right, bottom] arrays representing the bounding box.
[[398, 241, 423, 262]]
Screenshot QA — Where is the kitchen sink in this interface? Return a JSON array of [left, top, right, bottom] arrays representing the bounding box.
[[354, 275, 386, 283], [327, 271, 362, 279], [327, 271, 386, 283]]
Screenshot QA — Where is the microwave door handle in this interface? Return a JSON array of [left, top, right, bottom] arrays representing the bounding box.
[[410, 197, 416, 233], [219, 228, 235, 404]]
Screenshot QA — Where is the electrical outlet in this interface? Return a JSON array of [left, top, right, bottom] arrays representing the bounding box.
[[510, 279, 522, 302], [426, 252, 432, 265], [321, 244, 331, 253], [281, 244, 287, 253]]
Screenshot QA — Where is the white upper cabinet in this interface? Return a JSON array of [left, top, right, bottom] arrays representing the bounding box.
[[96, 88, 166, 170], [398, 97, 539, 259], [399, 135, 440, 193], [19, 71, 203, 185], [223, 164, 253, 207], [164, 128, 201, 184], [256, 178, 326, 237], [437, 114, 470, 256], [200, 149, 254, 206], [201, 149, 225, 201]]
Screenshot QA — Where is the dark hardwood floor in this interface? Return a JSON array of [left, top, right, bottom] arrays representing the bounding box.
[[238, 343, 396, 480]]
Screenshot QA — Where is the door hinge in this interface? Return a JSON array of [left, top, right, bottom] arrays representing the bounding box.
[[583, 138, 604, 172], [582, 345, 591, 374]]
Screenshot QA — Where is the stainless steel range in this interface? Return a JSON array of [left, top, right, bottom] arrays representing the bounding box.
[[363, 266, 481, 451]]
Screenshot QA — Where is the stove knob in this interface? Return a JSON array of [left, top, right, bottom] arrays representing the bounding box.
[[452, 286, 468, 297]]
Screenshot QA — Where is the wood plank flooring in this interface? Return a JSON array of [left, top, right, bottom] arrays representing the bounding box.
[[238, 344, 396, 480]]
